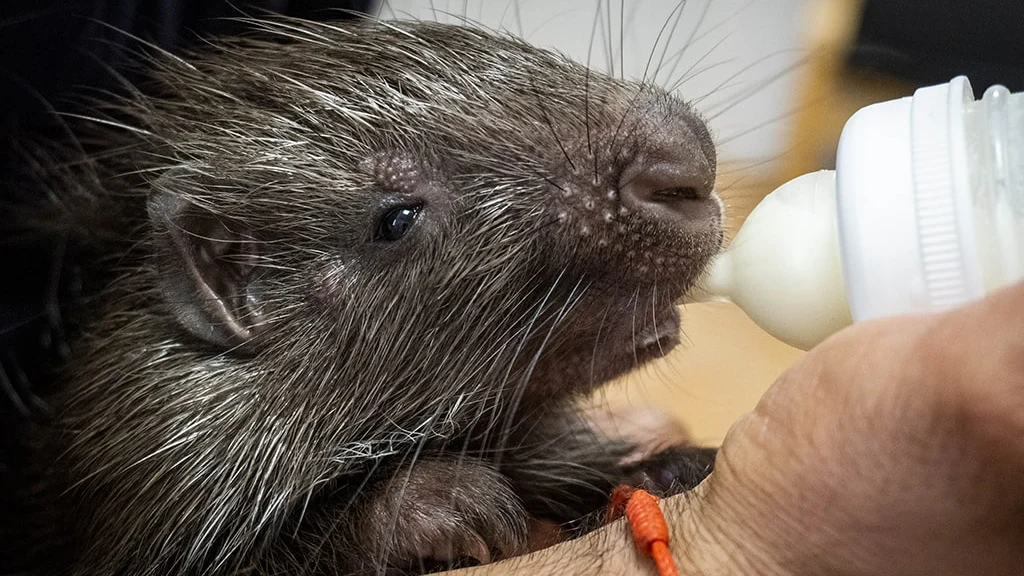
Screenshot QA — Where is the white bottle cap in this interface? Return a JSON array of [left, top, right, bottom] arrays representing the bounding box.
[[836, 76, 985, 322]]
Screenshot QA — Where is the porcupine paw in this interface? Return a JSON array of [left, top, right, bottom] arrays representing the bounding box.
[[622, 446, 718, 498], [376, 460, 530, 575], [392, 515, 521, 574]]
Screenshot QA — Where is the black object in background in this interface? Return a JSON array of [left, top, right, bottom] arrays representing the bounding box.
[[1, 1, 377, 148], [849, 0, 1024, 96]]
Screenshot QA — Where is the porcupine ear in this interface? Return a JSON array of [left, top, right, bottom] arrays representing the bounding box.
[[148, 175, 265, 349]]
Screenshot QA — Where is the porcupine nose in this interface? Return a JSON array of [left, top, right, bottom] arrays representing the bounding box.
[[618, 146, 718, 232]]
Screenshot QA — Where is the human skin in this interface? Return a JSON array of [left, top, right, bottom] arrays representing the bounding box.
[[459, 280, 1024, 575]]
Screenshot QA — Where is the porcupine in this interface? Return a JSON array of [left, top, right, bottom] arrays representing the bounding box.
[[0, 16, 722, 576]]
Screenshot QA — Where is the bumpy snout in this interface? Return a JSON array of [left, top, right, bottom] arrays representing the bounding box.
[[619, 149, 718, 235], [549, 94, 722, 287]]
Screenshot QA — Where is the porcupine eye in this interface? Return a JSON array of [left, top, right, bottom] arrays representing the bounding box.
[[375, 205, 421, 241]]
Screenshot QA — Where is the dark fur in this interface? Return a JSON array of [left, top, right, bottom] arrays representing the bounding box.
[[2, 18, 721, 576]]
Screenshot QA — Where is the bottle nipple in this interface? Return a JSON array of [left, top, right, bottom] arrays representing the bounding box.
[[691, 171, 852, 350]]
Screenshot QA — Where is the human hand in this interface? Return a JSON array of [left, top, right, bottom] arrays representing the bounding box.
[[461, 282, 1023, 576], [700, 281, 1024, 575]]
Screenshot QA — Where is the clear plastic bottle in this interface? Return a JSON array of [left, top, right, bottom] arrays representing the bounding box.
[[692, 77, 1024, 350]]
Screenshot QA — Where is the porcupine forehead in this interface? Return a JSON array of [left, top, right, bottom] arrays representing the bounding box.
[[139, 19, 645, 174], [122, 18, 682, 299]]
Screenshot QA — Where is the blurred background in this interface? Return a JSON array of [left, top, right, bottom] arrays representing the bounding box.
[[3, 0, 1022, 443]]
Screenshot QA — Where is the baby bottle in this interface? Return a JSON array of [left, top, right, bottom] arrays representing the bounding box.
[[694, 76, 1023, 350]]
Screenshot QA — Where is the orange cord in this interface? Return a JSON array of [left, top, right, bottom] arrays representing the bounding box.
[[606, 486, 679, 576]]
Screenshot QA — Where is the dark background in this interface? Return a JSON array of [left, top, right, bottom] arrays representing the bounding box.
[[850, 0, 1024, 96]]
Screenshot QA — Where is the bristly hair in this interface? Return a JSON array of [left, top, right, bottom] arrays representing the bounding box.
[[3, 13, 722, 576]]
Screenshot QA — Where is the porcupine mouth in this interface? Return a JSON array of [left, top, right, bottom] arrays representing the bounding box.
[[633, 310, 682, 362], [604, 304, 683, 383], [524, 300, 686, 401], [530, 189, 723, 397]]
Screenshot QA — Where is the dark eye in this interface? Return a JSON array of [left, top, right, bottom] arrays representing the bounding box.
[[375, 205, 421, 242]]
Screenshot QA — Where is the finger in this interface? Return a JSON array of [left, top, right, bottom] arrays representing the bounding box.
[[922, 281, 1024, 469]]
